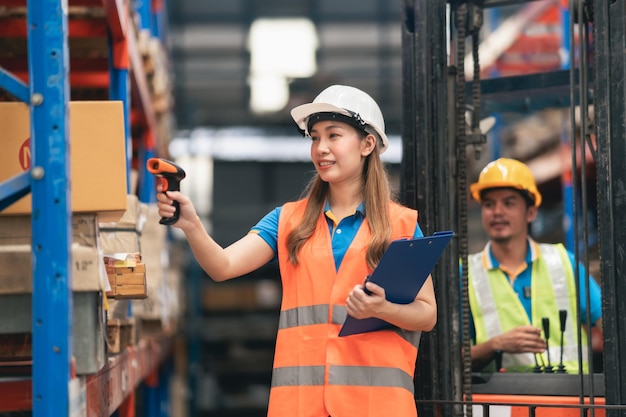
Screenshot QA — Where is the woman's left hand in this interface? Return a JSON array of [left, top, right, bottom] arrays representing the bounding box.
[[345, 281, 387, 319]]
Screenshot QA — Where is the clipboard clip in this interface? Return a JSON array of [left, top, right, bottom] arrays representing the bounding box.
[[433, 231, 455, 237]]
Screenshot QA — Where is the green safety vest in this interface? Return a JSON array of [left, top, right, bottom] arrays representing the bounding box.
[[468, 242, 588, 373]]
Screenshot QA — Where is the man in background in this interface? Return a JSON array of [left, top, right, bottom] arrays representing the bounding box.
[[466, 157, 602, 374]]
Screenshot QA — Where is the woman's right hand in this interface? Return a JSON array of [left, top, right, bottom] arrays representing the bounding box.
[[155, 185, 199, 231]]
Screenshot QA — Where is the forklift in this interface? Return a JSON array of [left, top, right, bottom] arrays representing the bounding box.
[[401, 1, 626, 416]]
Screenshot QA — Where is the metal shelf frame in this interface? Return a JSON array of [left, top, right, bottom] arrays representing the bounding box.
[[0, 0, 171, 415], [0, 335, 175, 416], [26, 2, 73, 415]]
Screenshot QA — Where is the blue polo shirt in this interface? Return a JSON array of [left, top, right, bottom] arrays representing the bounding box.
[[465, 239, 603, 341], [250, 202, 423, 271]]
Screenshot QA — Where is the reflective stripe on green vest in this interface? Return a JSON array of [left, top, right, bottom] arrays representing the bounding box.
[[468, 243, 588, 373]]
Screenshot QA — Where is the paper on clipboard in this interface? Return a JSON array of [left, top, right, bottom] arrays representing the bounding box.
[[339, 231, 454, 337]]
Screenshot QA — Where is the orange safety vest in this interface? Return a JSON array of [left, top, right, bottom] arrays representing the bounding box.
[[268, 198, 422, 417]]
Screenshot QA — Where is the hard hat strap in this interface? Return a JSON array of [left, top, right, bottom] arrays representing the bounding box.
[[306, 111, 368, 136]]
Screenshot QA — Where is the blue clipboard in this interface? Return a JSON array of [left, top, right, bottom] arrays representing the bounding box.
[[338, 231, 454, 337]]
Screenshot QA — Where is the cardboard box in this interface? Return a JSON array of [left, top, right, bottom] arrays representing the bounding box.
[[0, 243, 103, 295], [99, 195, 143, 254], [0, 213, 99, 248], [0, 101, 128, 222], [104, 255, 147, 299], [99, 194, 142, 231], [106, 318, 136, 354], [0, 291, 106, 375]]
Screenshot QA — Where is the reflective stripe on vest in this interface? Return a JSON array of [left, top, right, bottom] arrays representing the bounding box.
[[539, 244, 587, 373], [268, 199, 420, 417], [272, 364, 415, 391], [279, 303, 422, 347], [468, 243, 588, 373]]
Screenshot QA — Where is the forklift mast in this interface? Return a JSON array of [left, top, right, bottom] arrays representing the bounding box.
[[402, 1, 626, 416]]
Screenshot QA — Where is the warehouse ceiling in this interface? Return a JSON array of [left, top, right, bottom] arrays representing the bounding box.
[[166, 0, 405, 134]]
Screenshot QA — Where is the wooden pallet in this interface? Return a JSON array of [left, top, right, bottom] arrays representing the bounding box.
[[105, 318, 136, 354]]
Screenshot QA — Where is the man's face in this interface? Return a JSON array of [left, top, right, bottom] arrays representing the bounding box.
[[480, 188, 537, 243]]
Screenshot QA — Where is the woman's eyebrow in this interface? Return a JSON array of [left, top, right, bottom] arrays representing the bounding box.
[[310, 123, 346, 134]]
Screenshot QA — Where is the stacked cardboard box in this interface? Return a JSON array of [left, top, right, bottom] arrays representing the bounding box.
[[201, 279, 281, 312], [0, 214, 107, 374], [0, 214, 106, 293], [132, 203, 184, 335], [104, 253, 148, 299], [100, 194, 148, 301], [0, 100, 128, 374], [99, 194, 143, 254], [105, 318, 136, 354], [0, 101, 128, 222]]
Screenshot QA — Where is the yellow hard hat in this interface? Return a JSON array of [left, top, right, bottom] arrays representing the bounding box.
[[470, 158, 542, 207]]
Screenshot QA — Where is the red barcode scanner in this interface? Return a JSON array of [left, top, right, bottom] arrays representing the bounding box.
[[146, 157, 186, 225]]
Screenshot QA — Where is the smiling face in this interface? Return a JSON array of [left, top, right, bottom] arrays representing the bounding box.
[[480, 188, 537, 244], [308, 119, 376, 186]]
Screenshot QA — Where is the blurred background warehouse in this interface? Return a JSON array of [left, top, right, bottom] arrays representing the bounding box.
[[166, 0, 590, 249], [166, 1, 601, 416], [0, 0, 612, 416]]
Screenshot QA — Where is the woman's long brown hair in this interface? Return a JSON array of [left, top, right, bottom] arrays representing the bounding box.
[[286, 135, 393, 270]]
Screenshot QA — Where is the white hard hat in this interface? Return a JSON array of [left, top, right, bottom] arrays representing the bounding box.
[[291, 85, 389, 154]]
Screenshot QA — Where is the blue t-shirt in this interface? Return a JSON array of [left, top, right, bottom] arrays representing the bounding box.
[[250, 202, 423, 271], [464, 240, 602, 341]]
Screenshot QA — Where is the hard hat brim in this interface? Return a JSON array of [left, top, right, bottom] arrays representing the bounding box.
[[470, 181, 542, 207], [290, 102, 389, 153]]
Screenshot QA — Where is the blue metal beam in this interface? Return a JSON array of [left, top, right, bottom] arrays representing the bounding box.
[[0, 171, 31, 212], [27, 1, 72, 416], [138, 145, 156, 203], [134, 0, 152, 33], [465, 70, 584, 114], [0, 67, 30, 103], [560, 2, 575, 253]]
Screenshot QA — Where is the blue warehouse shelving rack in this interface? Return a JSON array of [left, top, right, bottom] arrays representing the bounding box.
[[0, 0, 175, 416]]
